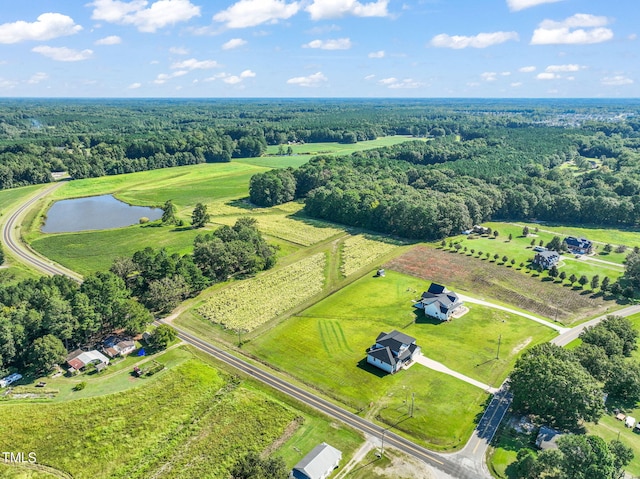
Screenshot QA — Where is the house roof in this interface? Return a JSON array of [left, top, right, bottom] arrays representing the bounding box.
[[376, 330, 416, 346], [564, 236, 592, 249], [427, 283, 447, 295], [368, 346, 397, 367], [536, 250, 560, 260], [292, 443, 342, 479], [536, 426, 562, 450], [420, 286, 462, 313], [68, 350, 110, 369]]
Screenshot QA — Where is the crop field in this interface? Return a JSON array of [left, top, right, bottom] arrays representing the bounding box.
[[450, 223, 624, 280], [197, 252, 327, 331], [386, 245, 613, 324], [340, 235, 401, 277], [214, 214, 344, 246]]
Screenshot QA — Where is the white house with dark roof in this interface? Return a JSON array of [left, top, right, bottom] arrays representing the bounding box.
[[367, 330, 421, 374], [414, 283, 464, 321], [291, 442, 342, 479]]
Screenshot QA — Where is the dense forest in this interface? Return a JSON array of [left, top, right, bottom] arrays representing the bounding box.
[[1, 98, 639, 190]]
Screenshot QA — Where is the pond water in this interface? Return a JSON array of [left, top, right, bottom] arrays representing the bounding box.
[[42, 195, 163, 233]]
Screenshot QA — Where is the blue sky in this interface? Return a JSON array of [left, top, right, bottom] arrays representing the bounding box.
[[0, 0, 637, 97]]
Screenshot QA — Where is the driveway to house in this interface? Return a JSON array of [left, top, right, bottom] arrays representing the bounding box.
[[456, 293, 567, 333], [414, 355, 498, 394], [562, 254, 624, 270]]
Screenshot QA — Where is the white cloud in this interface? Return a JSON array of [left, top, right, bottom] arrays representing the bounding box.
[[545, 64, 582, 72], [0, 13, 82, 44], [153, 70, 188, 84], [506, 0, 565, 11], [213, 0, 300, 29], [306, 24, 340, 35], [90, 0, 200, 33], [368, 50, 385, 58], [286, 71, 327, 87], [0, 78, 18, 89], [536, 72, 558, 80], [531, 13, 613, 45], [224, 76, 242, 84], [306, 0, 389, 20], [430, 31, 519, 49], [601, 75, 633, 86], [378, 77, 397, 85], [511, 82, 523, 87], [32, 46, 93, 62], [95, 35, 122, 45], [240, 69, 256, 78], [169, 46, 189, 55], [481, 72, 497, 82], [628, 33, 637, 41], [303, 38, 352, 50], [501, 71, 511, 76], [518, 65, 536, 72], [128, 82, 142, 89], [27, 72, 49, 84], [171, 58, 220, 70], [378, 77, 424, 88], [364, 74, 376, 80], [222, 38, 247, 50]]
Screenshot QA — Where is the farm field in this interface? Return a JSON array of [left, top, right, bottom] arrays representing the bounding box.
[[0, 348, 362, 479], [340, 234, 401, 277], [197, 252, 327, 331], [450, 223, 624, 280], [262, 135, 423, 156], [386, 245, 615, 324]]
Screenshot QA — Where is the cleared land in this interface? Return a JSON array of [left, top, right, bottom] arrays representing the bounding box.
[[386, 245, 614, 324]]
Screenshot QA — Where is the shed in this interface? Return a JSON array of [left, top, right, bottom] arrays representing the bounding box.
[[291, 443, 342, 479], [625, 416, 636, 428]]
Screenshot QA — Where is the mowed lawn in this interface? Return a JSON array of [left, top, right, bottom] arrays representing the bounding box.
[[247, 270, 555, 449]]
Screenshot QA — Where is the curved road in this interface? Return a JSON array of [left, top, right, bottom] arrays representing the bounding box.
[[1, 182, 81, 281], [2, 184, 482, 478]]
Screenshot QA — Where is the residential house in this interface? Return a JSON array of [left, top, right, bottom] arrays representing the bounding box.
[[532, 250, 560, 270], [536, 426, 563, 450], [104, 339, 136, 358], [66, 349, 110, 372], [291, 443, 342, 479], [564, 236, 593, 254], [414, 283, 464, 321], [367, 330, 421, 374], [472, 225, 490, 235]]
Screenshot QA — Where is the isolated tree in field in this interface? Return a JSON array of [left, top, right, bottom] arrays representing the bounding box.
[[569, 273, 577, 285], [559, 271, 567, 282], [485, 252, 490, 259], [591, 275, 600, 291], [440, 240, 446, 248], [502, 255, 508, 263], [604, 243, 613, 253], [493, 253, 499, 261], [470, 249, 475, 255], [454, 243, 462, 251], [508, 233, 513, 241], [519, 262, 524, 268], [511, 259, 516, 266], [28, 334, 66, 373], [448, 241, 453, 248], [530, 239, 536, 247], [601, 276, 611, 292], [578, 275, 589, 288], [286, 145, 293, 156], [463, 246, 468, 253], [522, 226, 529, 237], [191, 203, 210, 228], [486, 227, 492, 236], [548, 265, 559, 279], [493, 230, 499, 238], [149, 324, 177, 350], [161, 200, 177, 224], [539, 239, 544, 247]]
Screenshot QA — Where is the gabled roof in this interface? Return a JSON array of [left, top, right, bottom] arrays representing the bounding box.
[[564, 236, 592, 248], [292, 443, 342, 479], [420, 286, 461, 312], [536, 250, 560, 260], [426, 283, 447, 295], [376, 330, 416, 346], [368, 346, 397, 366]]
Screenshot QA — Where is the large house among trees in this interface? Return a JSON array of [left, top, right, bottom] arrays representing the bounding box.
[[563, 236, 593, 254], [533, 250, 560, 270], [367, 330, 421, 374], [414, 283, 464, 321]]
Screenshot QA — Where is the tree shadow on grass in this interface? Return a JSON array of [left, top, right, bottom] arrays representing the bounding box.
[[227, 197, 259, 211]]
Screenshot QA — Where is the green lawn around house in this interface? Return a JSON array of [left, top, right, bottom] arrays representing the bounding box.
[[586, 410, 640, 477]]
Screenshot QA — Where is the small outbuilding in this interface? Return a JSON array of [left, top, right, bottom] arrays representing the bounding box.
[[625, 416, 636, 428], [291, 442, 342, 479]]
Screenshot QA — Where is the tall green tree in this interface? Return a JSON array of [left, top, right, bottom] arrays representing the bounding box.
[[230, 452, 288, 479], [161, 200, 177, 224], [28, 334, 66, 373], [149, 324, 177, 350], [191, 202, 210, 228]]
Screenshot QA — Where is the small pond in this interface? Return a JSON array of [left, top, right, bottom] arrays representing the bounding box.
[[42, 195, 163, 233]]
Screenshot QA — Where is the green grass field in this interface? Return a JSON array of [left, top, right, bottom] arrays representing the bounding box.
[[262, 136, 423, 157]]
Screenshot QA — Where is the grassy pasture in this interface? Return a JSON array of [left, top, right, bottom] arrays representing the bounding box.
[[262, 136, 423, 157], [387, 245, 614, 325]]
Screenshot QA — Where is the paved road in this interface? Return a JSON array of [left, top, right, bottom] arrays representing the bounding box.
[[164, 322, 484, 479], [552, 304, 640, 346], [1, 182, 81, 281]]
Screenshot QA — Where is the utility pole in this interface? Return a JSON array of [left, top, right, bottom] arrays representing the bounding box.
[[410, 392, 415, 417], [496, 334, 502, 360]]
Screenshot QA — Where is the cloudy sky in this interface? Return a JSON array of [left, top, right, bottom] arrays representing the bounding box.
[[0, 0, 637, 97]]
